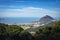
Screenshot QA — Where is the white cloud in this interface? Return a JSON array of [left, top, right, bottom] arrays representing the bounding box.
[[0, 7, 60, 17]]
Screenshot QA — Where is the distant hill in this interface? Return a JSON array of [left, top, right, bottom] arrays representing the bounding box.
[[39, 15, 55, 24], [26, 20, 60, 32], [26, 15, 56, 32]]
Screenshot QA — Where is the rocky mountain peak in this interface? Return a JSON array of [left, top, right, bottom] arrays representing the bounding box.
[[39, 15, 55, 24]]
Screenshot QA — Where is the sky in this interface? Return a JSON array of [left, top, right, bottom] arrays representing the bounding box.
[[0, 0, 60, 18]]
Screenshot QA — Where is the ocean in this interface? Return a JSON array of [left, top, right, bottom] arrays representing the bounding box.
[[0, 17, 60, 24], [0, 17, 40, 24]]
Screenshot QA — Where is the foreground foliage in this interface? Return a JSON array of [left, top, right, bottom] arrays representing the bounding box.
[[35, 21, 60, 40], [0, 21, 60, 40]]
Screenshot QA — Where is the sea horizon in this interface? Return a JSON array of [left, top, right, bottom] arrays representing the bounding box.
[[0, 17, 39, 24], [0, 17, 60, 24]]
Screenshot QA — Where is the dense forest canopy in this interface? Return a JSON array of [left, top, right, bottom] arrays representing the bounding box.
[[0, 21, 60, 40]]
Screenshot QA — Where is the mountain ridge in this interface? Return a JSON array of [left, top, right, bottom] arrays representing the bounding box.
[[39, 15, 55, 24]]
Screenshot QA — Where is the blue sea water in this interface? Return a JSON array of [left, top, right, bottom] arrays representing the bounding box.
[[0, 17, 40, 24], [0, 17, 60, 24]]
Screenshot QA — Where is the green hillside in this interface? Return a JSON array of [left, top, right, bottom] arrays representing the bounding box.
[[26, 21, 60, 32], [0, 20, 60, 40]]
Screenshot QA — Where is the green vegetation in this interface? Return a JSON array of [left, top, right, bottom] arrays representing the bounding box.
[[0, 23, 34, 40], [0, 21, 60, 40], [34, 21, 60, 40]]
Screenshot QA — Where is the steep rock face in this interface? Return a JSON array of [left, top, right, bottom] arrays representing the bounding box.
[[39, 15, 55, 24]]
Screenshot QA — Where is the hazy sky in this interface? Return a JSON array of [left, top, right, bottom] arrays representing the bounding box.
[[0, 0, 60, 17]]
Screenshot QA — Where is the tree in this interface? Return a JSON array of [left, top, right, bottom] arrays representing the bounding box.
[[34, 21, 60, 40]]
